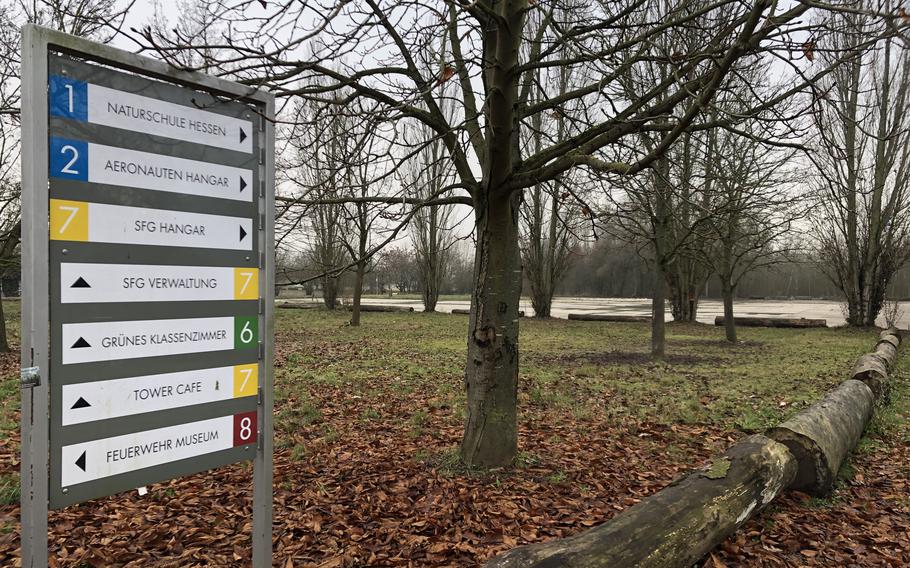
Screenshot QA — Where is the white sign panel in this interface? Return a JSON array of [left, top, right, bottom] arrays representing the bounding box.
[[60, 263, 258, 303], [87, 83, 253, 153], [50, 199, 253, 251], [61, 415, 235, 486], [86, 142, 252, 202], [61, 364, 258, 425], [61, 316, 235, 364]]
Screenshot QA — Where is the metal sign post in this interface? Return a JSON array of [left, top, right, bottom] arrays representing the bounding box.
[[20, 24, 274, 567]]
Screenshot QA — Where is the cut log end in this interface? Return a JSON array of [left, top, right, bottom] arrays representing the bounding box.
[[767, 380, 874, 495]]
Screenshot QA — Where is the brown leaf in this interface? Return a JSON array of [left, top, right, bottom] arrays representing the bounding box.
[[802, 40, 815, 62]]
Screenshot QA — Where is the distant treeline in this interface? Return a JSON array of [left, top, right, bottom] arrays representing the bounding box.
[[558, 239, 910, 301]]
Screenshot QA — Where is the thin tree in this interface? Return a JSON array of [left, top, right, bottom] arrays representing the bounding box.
[[811, 8, 910, 327]]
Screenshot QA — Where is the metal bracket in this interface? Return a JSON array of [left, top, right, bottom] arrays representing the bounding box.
[[20, 367, 40, 388]]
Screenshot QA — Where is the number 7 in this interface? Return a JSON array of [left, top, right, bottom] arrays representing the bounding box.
[[57, 205, 80, 234], [239, 367, 253, 392]]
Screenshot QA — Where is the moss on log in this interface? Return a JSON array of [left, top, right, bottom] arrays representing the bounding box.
[[484, 435, 796, 568], [767, 380, 873, 496], [567, 314, 651, 322], [712, 316, 826, 328]]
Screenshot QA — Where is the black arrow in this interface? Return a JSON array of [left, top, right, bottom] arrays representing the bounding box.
[[71, 337, 91, 349], [240, 226, 248, 241], [240, 176, 247, 192], [71, 277, 90, 288], [240, 127, 247, 144], [71, 397, 91, 409], [75, 451, 86, 472]]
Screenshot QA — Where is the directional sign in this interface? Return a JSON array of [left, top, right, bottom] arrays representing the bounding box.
[[60, 263, 258, 303], [49, 199, 253, 251], [22, 33, 273, 542], [61, 364, 258, 425], [49, 75, 254, 153], [49, 137, 253, 201], [61, 315, 258, 365], [61, 412, 257, 487]]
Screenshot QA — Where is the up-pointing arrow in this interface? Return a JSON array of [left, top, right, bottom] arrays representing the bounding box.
[[240, 226, 248, 241], [71, 396, 91, 409], [240, 176, 247, 192], [71, 277, 91, 288], [75, 451, 86, 472], [240, 127, 247, 144], [71, 337, 91, 349]]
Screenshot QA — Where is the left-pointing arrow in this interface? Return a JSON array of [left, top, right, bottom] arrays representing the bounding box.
[[75, 451, 86, 472], [71, 337, 91, 349], [71, 277, 91, 288], [71, 397, 91, 409]]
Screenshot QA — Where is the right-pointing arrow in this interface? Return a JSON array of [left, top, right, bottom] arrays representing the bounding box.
[[240, 226, 248, 241], [71, 337, 91, 349], [71, 277, 91, 288], [240, 176, 247, 192], [71, 396, 91, 409], [75, 451, 86, 472], [240, 127, 247, 144]]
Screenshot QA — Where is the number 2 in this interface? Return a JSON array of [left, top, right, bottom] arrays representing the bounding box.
[[60, 145, 80, 175]]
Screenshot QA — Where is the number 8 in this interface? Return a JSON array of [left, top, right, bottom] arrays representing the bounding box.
[[239, 417, 252, 441]]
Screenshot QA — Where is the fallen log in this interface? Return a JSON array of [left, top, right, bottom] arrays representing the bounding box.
[[712, 316, 827, 328], [880, 327, 902, 345], [850, 354, 890, 402], [874, 341, 898, 369], [767, 379, 874, 495], [485, 435, 796, 568], [352, 304, 414, 313], [878, 334, 900, 350], [567, 314, 651, 322], [276, 303, 321, 310], [451, 309, 525, 317]]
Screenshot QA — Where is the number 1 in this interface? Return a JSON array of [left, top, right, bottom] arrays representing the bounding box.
[[64, 83, 74, 113]]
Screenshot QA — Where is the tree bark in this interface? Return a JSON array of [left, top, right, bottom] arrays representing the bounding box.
[[461, 194, 523, 467], [485, 435, 796, 568], [850, 354, 890, 402], [322, 277, 338, 310], [721, 283, 736, 343], [350, 260, 366, 326], [767, 379, 874, 495]]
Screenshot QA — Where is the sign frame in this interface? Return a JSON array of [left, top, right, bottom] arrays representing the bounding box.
[[20, 24, 275, 568]]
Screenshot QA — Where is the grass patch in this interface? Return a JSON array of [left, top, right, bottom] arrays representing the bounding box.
[[0, 473, 19, 505]]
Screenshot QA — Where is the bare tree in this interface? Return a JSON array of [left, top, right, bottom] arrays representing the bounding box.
[[811, 6, 910, 327], [140, 0, 865, 466], [407, 130, 456, 313]]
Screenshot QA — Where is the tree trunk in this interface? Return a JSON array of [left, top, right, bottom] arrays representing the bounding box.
[[461, 194, 522, 467], [485, 435, 796, 568], [350, 261, 365, 326], [721, 282, 736, 343], [651, 263, 667, 360], [322, 277, 338, 310]]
